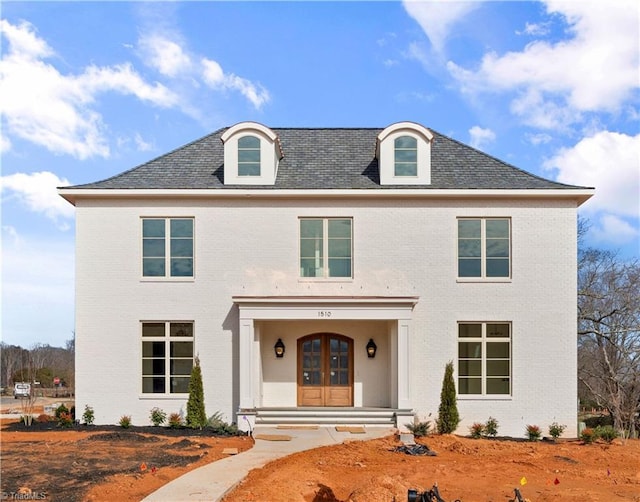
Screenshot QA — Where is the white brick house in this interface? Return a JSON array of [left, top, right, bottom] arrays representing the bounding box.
[[59, 121, 593, 437]]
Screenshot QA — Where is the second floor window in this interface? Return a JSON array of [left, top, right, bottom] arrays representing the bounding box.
[[458, 218, 510, 278], [300, 218, 352, 278], [142, 218, 194, 277], [394, 135, 417, 176], [238, 135, 261, 176]]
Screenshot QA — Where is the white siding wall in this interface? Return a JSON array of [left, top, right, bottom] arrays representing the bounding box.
[[75, 196, 578, 436]]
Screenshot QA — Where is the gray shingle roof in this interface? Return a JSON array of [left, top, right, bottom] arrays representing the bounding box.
[[67, 127, 588, 190]]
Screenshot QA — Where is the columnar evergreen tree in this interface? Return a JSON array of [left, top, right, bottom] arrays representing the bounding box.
[[436, 361, 460, 434], [186, 356, 207, 429]]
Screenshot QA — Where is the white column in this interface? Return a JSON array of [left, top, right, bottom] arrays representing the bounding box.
[[397, 320, 411, 409], [239, 319, 255, 409]]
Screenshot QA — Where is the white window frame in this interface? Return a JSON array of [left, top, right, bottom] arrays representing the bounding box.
[[457, 322, 512, 397], [142, 217, 194, 279], [238, 135, 261, 176], [141, 321, 194, 395], [299, 217, 353, 280], [394, 135, 418, 177], [457, 217, 511, 280]]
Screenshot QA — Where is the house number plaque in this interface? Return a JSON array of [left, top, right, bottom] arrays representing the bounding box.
[[317, 311, 332, 318]]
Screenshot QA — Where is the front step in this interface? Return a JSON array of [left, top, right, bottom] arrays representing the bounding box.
[[253, 408, 411, 428]]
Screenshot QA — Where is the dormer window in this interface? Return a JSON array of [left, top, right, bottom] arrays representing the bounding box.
[[394, 136, 417, 176], [376, 122, 433, 185], [221, 122, 282, 185], [238, 136, 261, 176]]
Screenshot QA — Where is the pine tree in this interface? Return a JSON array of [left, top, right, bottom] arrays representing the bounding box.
[[186, 356, 207, 429], [436, 361, 460, 434]]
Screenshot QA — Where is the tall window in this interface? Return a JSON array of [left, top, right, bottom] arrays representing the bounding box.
[[458, 218, 510, 278], [238, 135, 261, 176], [300, 218, 352, 278], [142, 322, 194, 394], [394, 136, 417, 176], [458, 322, 511, 395], [142, 218, 194, 277]]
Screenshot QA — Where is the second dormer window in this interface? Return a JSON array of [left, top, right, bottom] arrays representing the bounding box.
[[238, 136, 261, 176], [394, 136, 417, 176]]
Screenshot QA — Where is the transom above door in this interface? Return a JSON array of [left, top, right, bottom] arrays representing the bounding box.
[[297, 333, 353, 407]]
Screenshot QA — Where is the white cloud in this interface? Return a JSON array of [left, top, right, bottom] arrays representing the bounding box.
[[201, 58, 270, 110], [0, 171, 75, 228], [545, 131, 639, 218], [0, 19, 178, 159], [134, 132, 153, 152], [139, 33, 192, 77], [402, 0, 480, 53], [525, 132, 553, 145], [589, 214, 639, 245], [446, 0, 640, 130], [469, 126, 496, 150]]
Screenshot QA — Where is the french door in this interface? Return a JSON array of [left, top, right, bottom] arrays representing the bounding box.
[[297, 333, 353, 406]]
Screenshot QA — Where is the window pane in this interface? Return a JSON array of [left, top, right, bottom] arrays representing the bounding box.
[[143, 258, 165, 276], [487, 324, 509, 338], [171, 359, 193, 375], [459, 324, 482, 338], [170, 377, 190, 393], [171, 239, 193, 258], [239, 163, 260, 176], [395, 163, 417, 176], [171, 258, 193, 277], [170, 341, 193, 358], [300, 219, 323, 238], [170, 219, 193, 238], [143, 219, 165, 238], [328, 219, 351, 238], [170, 323, 193, 337], [143, 341, 165, 358], [486, 258, 509, 277], [142, 323, 165, 337], [486, 239, 509, 258], [328, 258, 351, 277], [487, 342, 510, 358], [143, 239, 166, 257], [486, 219, 509, 238], [459, 360, 481, 376], [143, 377, 165, 393], [486, 378, 510, 394], [458, 220, 481, 238], [487, 360, 510, 376], [328, 239, 351, 258], [459, 259, 481, 277], [238, 136, 260, 148], [458, 239, 481, 257], [395, 136, 417, 149], [300, 239, 323, 258], [459, 342, 481, 358], [459, 377, 481, 394], [394, 149, 417, 162], [300, 258, 322, 277], [238, 149, 261, 162]]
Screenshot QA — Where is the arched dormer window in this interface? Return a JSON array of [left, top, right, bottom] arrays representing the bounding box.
[[238, 135, 261, 176], [394, 136, 417, 176], [376, 122, 433, 185], [221, 122, 282, 185]]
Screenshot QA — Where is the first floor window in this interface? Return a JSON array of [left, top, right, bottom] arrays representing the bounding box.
[[458, 322, 511, 395], [142, 218, 194, 278], [142, 322, 193, 394], [300, 218, 352, 278]]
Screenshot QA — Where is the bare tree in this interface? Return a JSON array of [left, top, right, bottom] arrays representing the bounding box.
[[578, 246, 640, 438]]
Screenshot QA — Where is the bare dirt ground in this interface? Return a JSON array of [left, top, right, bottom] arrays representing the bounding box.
[[2, 415, 639, 502]]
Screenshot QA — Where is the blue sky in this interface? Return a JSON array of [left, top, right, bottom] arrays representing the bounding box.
[[1, 1, 639, 348]]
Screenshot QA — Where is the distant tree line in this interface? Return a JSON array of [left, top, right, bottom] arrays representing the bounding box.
[[578, 218, 640, 438], [1, 337, 75, 390]]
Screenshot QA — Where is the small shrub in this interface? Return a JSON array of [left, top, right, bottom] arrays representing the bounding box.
[[548, 422, 566, 441], [406, 420, 431, 437], [595, 425, 619, 443], [119, 415, 132, 428], [149, 407, 167, 427], [186, 356, 207, 429], [207, 412, 239, 435], [57, 412, 74, 428], [436, 361, 460, 434], [484, 417, 499, 438], [37, 413, 53, 423], [54, 404, 69, 420], [168, 412, 183, 429], [469, 422, 484, 439], [526, 424, 542, 441], [580, 427, 595, 444], [82, 405, 95, 425]]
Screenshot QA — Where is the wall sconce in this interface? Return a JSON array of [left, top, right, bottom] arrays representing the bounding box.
[[366, 339, 377, 358], [274, 338, 285, 358]]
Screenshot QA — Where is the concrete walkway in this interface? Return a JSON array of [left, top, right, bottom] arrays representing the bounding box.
[[142, 426, 395, 502]]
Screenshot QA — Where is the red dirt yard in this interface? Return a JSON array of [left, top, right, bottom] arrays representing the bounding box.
[[2, 415, 639, 502]]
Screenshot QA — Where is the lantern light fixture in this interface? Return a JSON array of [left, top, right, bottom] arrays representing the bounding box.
[[274, 338, 285, 358], [366, 338, 377, 358]]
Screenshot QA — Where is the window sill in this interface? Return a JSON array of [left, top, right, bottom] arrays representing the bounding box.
[[298, 278, 354, 283], [141, 277, 195, 283], [456, 278, 512, 283], [458, 395, 512, 401], [139, 394, 189, 399]]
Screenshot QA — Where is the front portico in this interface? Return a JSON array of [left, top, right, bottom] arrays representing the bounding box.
[[233, 296, 417, 430]]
